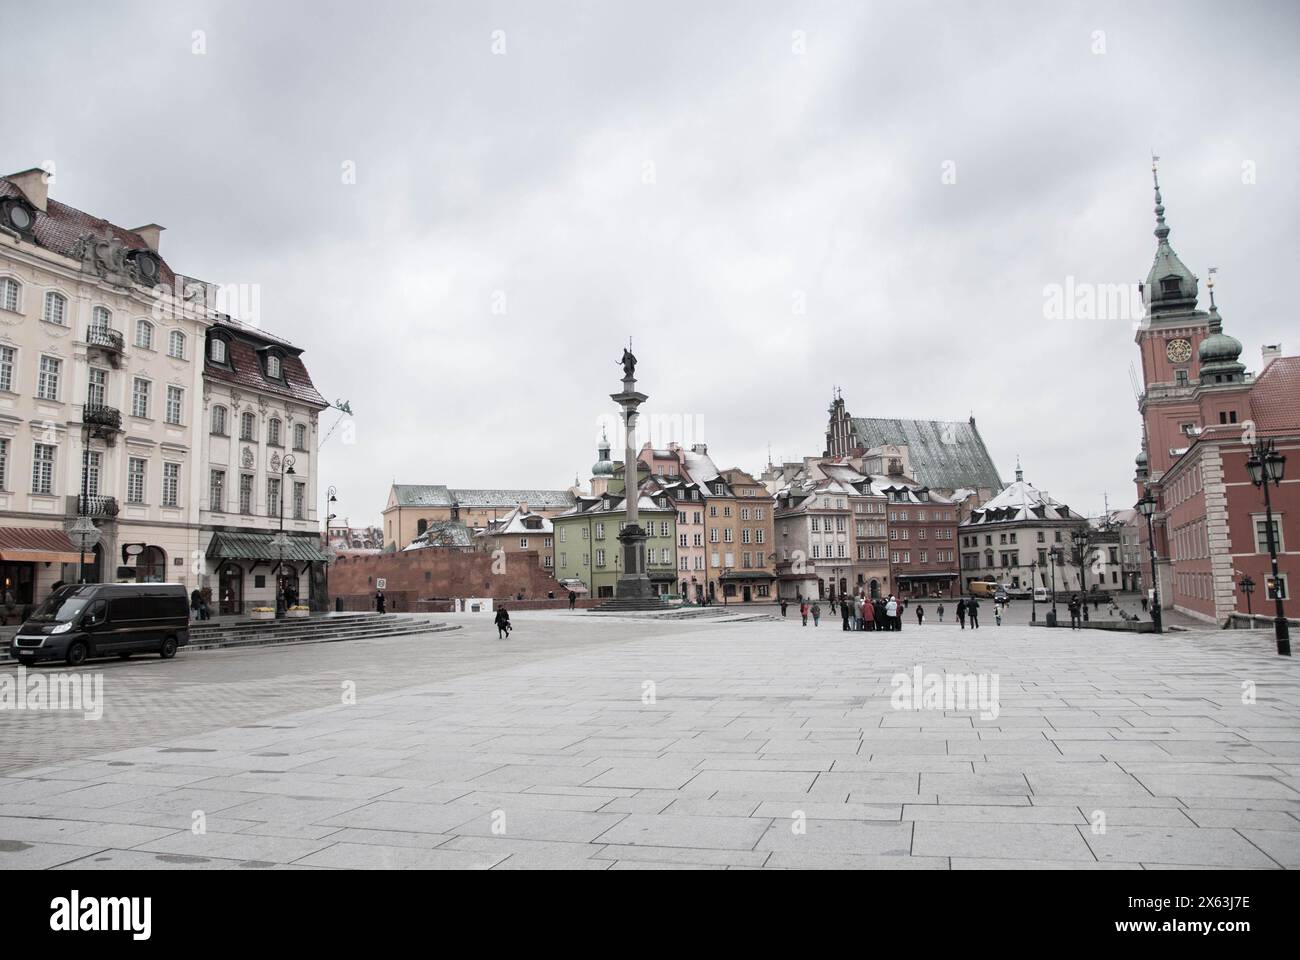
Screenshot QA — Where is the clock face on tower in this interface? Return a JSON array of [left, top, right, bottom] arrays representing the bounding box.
[[1166, 338, 1193, 363]]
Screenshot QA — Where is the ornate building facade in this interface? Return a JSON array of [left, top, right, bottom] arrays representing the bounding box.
[[1132, 164, 1299, 625]]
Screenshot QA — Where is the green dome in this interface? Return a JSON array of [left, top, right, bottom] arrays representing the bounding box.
[[592, 430, 613, 476], [1198, 302, 1245, 383]]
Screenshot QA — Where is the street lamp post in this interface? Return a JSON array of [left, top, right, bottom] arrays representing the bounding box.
[[272, 455, 296, 619], [1245, 438, 1290, 656], [1240, 574, 1254, 618], [1030, 560, 1038, 623], [1135, 488, 1163, 635], [1048, 546, 1061, 625]]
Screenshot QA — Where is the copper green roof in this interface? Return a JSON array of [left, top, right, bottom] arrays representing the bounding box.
[[206, 531, 330, 562]]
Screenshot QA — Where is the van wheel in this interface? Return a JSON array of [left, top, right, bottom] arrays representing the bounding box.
[[160, 636, 178, 659], [118, 652, 131, 660], [66, 642, 88, 667], [17, 658, 35, 667]]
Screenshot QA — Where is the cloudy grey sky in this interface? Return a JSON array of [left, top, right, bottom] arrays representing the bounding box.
[[5, 0, 1298, 525]]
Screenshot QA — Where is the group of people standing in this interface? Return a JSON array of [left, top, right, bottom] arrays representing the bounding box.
[[780, 594, 912, 631], [777, 593, 1009, 631]]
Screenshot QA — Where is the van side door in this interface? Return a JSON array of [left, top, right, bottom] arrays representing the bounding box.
[[80, 599, 110, 654]]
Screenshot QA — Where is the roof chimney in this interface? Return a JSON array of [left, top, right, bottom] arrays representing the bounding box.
[[1261, 343, 1281, 371], [691, 443, 708, 455], [6, 168, 49, 212], [519, 501, 528, 514], [131, 223, 165, 253]]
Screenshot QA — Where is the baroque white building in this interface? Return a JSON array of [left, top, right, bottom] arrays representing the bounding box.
[[0, 167, 328, 617]]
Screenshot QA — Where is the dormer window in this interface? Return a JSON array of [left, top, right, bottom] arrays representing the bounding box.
[[265, 354, 282, 379], [209, 338, 227, 363], [1160, 276, 1181, 295]]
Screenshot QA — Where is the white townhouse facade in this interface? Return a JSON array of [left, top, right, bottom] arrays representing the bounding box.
[[198, 317, 329, 614], [0, 167, 330, 618], [0, 168, 210, 609]]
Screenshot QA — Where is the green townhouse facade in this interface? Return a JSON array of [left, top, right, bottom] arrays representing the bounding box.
[[552, 490, 678, 598]]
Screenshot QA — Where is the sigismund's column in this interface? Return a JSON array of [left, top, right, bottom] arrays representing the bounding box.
[[610, 348, 655, 599]]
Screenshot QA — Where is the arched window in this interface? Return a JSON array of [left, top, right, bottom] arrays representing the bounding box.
[[268, 417, 282, 446], [240, 411, 256, 441], [209, 338, 227, 363], [0, 277, 20, 313], [294, 423, 307, 450], [211, 405, 228, 435], [135, 319, 154, 350], [266, 354, 282, 379], [417, 519, 428, 535], [42, 291, 67, 325], [91, 306, 111, 335], [168, 330, 186, 359]]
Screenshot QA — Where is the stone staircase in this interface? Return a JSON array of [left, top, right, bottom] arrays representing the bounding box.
[[588, 596, 678, 613], [0, 613, 456, 662], [185, 614, 455, 652]]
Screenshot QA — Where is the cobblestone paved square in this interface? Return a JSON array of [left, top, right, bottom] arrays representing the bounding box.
[[1, 611, 1298, 870]]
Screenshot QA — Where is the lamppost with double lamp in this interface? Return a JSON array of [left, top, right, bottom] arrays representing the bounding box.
[[1239, 574, 1255, 617], [1048, 546, 1062, 625], [1030, 560, 1038, 623], [323, 485, 338, 542], [1245, 438, 1290, 656], [1135, 488, 1163, 635], [270, 454, 296, 618]]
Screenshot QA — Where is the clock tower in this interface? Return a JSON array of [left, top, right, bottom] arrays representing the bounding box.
[[1134, 162, 1212, 480]]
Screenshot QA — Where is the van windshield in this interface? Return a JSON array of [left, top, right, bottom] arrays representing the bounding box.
[[27, 592, 92, 623]]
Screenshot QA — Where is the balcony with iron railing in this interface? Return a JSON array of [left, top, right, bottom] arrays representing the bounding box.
[[85, 325, 126, 365], [82, 403, 122, 431], [74, 494, 120, 519]]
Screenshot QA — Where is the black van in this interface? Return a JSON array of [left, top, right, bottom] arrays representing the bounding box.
[[10, 583, 190, 666]]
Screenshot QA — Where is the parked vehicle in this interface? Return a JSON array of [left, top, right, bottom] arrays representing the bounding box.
[[10, 583, 190, 667], [968, 581, 999, 597], [1006, 585, 1032, 599], [1033, 586, 1050, 603]]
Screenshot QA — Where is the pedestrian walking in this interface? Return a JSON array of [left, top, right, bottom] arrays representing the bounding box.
[[841, 600, 852, 631], [885, 596, 898, 632], [494, 605, 512, 639], [568, 590, 577, 610], [811, 603, 821, 626], [937, 602, 945, 623], [780, 598, 789, 617], [967, 596, 980, 629], [956, 598, 967, 629], [800, 600, 809, 626], [994, 600, 1003, 626], [200, 585, 213, 621], [1141, 593, 1149, 613], [375, 589, 386, 614], [916, 604, 925, 627], [189, 588, 201, 621], [1068, 594, 1082, 630]]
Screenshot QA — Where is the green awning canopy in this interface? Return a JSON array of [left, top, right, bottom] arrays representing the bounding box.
[[207, 531, 330, 563]]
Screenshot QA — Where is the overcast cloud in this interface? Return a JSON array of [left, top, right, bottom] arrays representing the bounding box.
[[5, 0, 1298, 524]]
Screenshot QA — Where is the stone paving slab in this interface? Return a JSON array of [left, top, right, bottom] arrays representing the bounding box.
[[1, 612, 1298, 869]]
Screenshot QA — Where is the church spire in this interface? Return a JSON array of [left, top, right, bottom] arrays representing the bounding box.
[[1015, 455, 1023, 483], [1152, 155, 1170, 244]]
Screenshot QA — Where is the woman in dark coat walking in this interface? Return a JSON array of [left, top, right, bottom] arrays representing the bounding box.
[[956, 598, 967, 629], [494, 605, 512, 639]]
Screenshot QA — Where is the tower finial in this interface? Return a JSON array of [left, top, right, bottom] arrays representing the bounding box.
[[1151, 153, 1169, 243], [1015, 455, 1023, 483]]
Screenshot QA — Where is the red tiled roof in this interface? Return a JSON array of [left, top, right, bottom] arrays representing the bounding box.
[[1249, 356, 1300, 433], [0, 177, 183, 288], [206, 333, 327, 408]]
